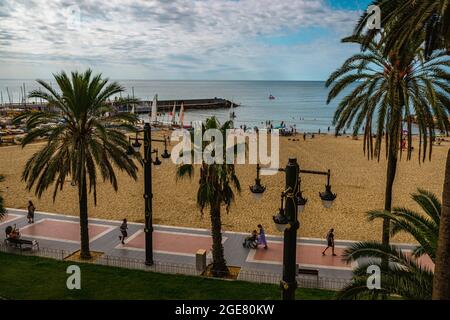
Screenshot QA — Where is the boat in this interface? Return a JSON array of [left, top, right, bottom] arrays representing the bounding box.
[[269, 94, 275, 100]]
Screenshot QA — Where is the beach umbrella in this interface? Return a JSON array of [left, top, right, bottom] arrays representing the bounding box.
[[150, 94, 158, 124]]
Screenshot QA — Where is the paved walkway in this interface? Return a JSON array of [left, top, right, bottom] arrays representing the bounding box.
[[1, 208, 430, 280]]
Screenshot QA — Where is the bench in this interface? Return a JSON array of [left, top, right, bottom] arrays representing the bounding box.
[[298, 268, 319, 276], [4, 238, 39, 251], [297, 267, 319, 287]]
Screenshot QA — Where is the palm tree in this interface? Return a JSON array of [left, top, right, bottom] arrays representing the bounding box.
[[0, 174, 6, 219], [14, 70, 139, 259], [433, 149, 450, 299], [353, 0, 450, 300], [176, 117, 241, 277], [326, 35, 449, 246], [339, 189, 440, 299], [354, 0, 450, 58]]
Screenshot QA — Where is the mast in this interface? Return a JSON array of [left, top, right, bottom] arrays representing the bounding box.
[[151, 94, 158, 124], [23, 82, 27, 107], [6, 87, 11, 104], [131, 87, 135, 114]]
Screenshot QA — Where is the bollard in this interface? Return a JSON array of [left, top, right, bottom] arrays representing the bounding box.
[[196, 249, 207, 272]]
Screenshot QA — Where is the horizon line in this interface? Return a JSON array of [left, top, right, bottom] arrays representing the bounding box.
[[0, 78, 328, 82]]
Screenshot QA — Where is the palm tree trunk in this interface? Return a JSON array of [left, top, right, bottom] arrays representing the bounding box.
[[79, 171, 91, 259], [383, 131, 398, 246], [432, 148, 450, 299], [210, 199, 229, 277]]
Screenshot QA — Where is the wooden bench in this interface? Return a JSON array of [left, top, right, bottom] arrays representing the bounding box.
[[298, 268, 319, 277], [4, 238, 39, 251], [297, 267, 319, 287]]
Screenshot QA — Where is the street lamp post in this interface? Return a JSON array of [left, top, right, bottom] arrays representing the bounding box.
[[143, 123, 153, 265], [271, 158, 336, 300], [281, 158, 300, 300], [249, 163, 266, 198], [127, 123, 167, 266]]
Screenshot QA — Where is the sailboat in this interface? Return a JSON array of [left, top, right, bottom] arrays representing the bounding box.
[[179, 102, 185, 127], [170, 101, 177, 125]]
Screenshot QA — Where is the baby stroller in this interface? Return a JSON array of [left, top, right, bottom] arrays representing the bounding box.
[[242, 231, 258, 249]]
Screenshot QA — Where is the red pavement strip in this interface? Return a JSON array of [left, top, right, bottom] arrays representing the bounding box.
[[246, 240, 354, 270], [19, 218, 115, 244], [116, 230, 227, 257], [0, 214, 22, 226]]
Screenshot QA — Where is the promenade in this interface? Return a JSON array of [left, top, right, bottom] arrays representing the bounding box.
[[1, 209, 429, 288]]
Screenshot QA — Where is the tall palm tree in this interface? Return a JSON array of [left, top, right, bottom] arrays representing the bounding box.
[[354, 0, 450, 300], [339, 189, 440, 299], [14, 70, 139, 259], [0, 174, 5, 219], [176, 117, 241, 277], [326, 35, 449, 246], [354, 0, 450, 58], [433, 149, 450, 299]]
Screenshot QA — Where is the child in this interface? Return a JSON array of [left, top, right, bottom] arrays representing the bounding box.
[[257, 224, 268, 249], [119, 219, 128, 245], [242, 230, 258, 249]]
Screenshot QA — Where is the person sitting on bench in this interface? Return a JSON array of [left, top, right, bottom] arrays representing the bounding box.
[[5, 225, 20, 239]]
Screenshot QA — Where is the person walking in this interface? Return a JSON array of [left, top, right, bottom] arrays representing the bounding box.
[[27, 200, 35, 224], [119, 218, 128, 245], [322, 228, 336, 256], [257, 224, 268, 249]]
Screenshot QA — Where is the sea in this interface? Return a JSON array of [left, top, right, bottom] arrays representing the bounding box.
[[0, 80, 358, 133]]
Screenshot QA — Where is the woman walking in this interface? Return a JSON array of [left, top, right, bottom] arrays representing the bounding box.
[[27, 200, 35, 224], [257, 224, 268, 249]]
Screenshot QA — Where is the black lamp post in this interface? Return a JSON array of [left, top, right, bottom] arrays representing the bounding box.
[[263, 158, 336, 300], [161, 136, 171, 159], [127, 123, 167, 266], [249, 163, 266, 198]]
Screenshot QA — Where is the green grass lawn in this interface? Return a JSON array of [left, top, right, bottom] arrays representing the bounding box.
[[0, 252, 335, 300]]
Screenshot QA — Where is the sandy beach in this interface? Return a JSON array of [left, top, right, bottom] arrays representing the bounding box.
[[0, 132, 447, 243]]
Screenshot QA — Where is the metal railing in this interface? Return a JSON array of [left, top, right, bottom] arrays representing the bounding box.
[[0, 242, 70, 260], [96, 255, 202, 276], [0, 242, 351, 291], [238, 268, 351, 291]]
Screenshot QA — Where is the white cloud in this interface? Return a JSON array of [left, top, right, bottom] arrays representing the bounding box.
[[0, 0, 362, 79]]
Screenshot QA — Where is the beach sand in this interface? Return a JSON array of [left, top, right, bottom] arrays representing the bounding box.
[[0, 132, 446, 243]]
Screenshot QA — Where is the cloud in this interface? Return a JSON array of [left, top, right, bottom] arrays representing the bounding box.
[[0, 0, 364, 79]]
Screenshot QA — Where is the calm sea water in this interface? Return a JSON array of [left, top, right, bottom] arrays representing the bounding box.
[[0, 80, 357, 133]]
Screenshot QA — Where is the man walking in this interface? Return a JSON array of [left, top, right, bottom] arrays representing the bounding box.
[[322, 228, 336, 256], [119, 218, 128, 245]]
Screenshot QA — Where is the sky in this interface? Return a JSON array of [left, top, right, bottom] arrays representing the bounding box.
[[0, 0, 373, 80]]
